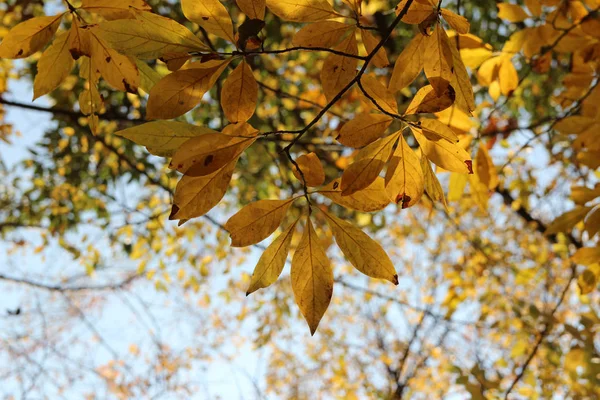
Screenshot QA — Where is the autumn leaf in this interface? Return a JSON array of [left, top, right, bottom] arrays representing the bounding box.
[[361, 29, 389, 68], [405, 84, 456, 114], [412, 127, 473, 174], [321, 30, 359, 102], [545, 207, 592, 236], [237, 0, 266, 20], [319, 178, 391, 212], [80, 0, 151, 20], [225, 199, 295, 247], [572, 246, 600, 266], [322, 209, 398, 283], [396, 0, 436, 24], [182, 0, 235, 42], [497, 3, 530, 23], [221, 60, 258, 123], [266, 0, 339, 22], [291, 217, 333, 335], [389, 32, 426, 93], [292, 21, 352, 48], [33, 31, 74, 100], [475, 145, 498, 190], [441, 9, 470, 34], [88, 29, 140, 92], [336, 113, 393, 148], [246, 219, 298, 295], [385, 134, 424, 208], [424, 24, 454, 95], [419, 119, 460, 143], [360, 74, 398, 115], [420, 153, 448, 209], [292, 152, 325, 187], [136, 60, 163, 93], [0, 14, 64, 59]]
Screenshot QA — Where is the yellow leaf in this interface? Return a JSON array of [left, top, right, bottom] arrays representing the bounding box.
[[221, 60, 258, 123], [246, 219, 298, 295], [468, 173, 489, 211], [323, 210, 398, 283], [420, 154, 448, 209], [389, 33, 426, 92], [0, 14, 64, 59], [385, 134, 424, 208], [170, 158, 237, 220], [169, 131, 256, 177], [361, 29, 389, 68], [524, 0, 542, 17], [498, 57, 518, 96], [424, 24, 454, 95], [162, 52, 192, 71], [291, 217, 333, 335], [477, 56, 501, 86], [182, 0, 234, 41], [447, 34, 475, 114], [405, 84, 456, 115], [448, 172, 468, 201], [396, 0, 435, 24], [475, 145, 498, 190], [81, 0, 151, 20], [419, 119, 459, 143], [33, 31, 74, 100], [266, 0, 339, 22], [292, 21, 352, 48], [337, 113, 393, 148], [572, 246, 600, 266], [116, 121, 217, 157], [497, 3, 530, 23], [136, 60, 163, 93], [578, 265, 598, 295], [146, 60, 230, 119], [545, 207, 592, 235], [441, 9, 470, 34], [319, 177, 390, 212], [225, 199, 294, 247], [360, 74, 397, 114], [68, 19, 91, 60], [412, 127, 473, 174], [341, 132, 399, 196], [292, 152, 325, 187], [88, 29, 140, 92], [321, 30, 359, 102], [96, 10, 209, 59], [237, 0, 266, 19]]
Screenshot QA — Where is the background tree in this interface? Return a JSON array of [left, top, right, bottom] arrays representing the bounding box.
[[0, 0, 599, 398]]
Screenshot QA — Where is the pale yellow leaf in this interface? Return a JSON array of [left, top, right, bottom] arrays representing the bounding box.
[[116, 121, 217, 157], [266, 0, 339, 22], [323, 209, 398, 283], [320, 177, 390, 212], [321, 30, 359, 102], [182, 0, 234, 41], [291, 217, 333, 335], [237, 0, 266, 19], [389, 33, 426, 92], [448, 172, 468, 201], [225, 199, 294, 247], [292, 152, 325, 187], [412, 127, 473, 174], [221, 60, 258, 123], [385, 134, 424, 208], [136, 60, 163, 93], [247, 219, 298, 295], [33, 31, 74, 100], [81, 0, 151, 20], [0, 14, 64, 59], [337, 113, 393, 148], [498, 57, 518, 96], [292, 21, 351, 48], [146, 60, 230, 119]]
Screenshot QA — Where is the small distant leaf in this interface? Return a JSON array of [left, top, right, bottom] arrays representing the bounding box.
[[412, 127, 473, 174], [323, 210, 398, 284], [545, 207, 592, 235], [266, 0, 339, 22], [225, 199, 294, 247], [405, 84, 456, 114], [0, 14, 64, 59], [293, 21, 352, 48], [321, 31, 359, 102], [337, 113, 393, 148], [221, 60, 258, 123], [246, 219, 298, 295], [320, 178, 391, 212], [292, 152, 326, 187], [385, 134, 424, 208], [291, 217, 333, 335], [182, 0, 235, 41]]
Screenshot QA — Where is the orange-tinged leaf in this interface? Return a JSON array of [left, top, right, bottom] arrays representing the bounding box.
[[247, 219, 297, 295], [266, 0, 339, 22], [95, 10, 209, 59], [405, 84, 456, 114], [584, 208, 600, 239], [341, 132, 400, 196], [361, 29, 389, 68], [424, 24, 454, 95], [291, 217, 333, 335], [385, 134, 424, 208], [81, 0, 151, 20], [116, 121, 218, 157], [441, 9, 470, 34], [292, 21, 352, 48], [389, 33, 426, 92], [182, 0, 235, 41], [475, 145, 498, 190], [0, 14, 64, 59], [33, 31, 74, 100], [146, 60, 229, 119], [420, 153, 448, 209], [170, 158, 237, 220], [221, 60, 258, 123], [292, 152, 325, 187], [419, 119, 459, 143], [360, 74, 398, 114], [169, 131, 256, 177], [412, 127, 472, 174], [396, 0, 435, 24], [545, 207, 592, 235], [237, 0, 266, 19], [572, 246, 600, 266], [524, 0, 542, 17], [337, 113, 393, 148], [321, 31, 359, 102], [225, 199, 294, 247], [497, 3, 530, 23], [323, 209, 398, 283], [320, 178, 390, 212]]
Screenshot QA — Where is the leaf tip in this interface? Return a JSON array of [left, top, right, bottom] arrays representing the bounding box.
[[168, 205, 180, 220], [392, 274, 399, 285], [465, 160, 473, 174]]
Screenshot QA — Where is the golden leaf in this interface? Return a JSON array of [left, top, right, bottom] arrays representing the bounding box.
[[321, 30, 359, 102], [337, 113, 393, 148], [221, 60, 258, 123], [418, 118, 460, 143], [441, 9, 470, 34], [89, 29, 140, 92], [545, 207, 592, 235], [396, 0, 436, 24], [405, 84, 456, 114], [475, 145, 498, 190], [412, 126, 473, 174], [225, 199, 294, 247], [33, 31, 74, 100], [572, 246, 600, 266], [424, 24, 454, 95], [385, 134, 424, 208], [389, 32, 426, 93], [236, 0, 266, 19], [182, 0, 235, 41], [81, 0, 151, 20], [420, 153, 448, 209], [320, 178, 391, 212], [292, 21, 352, 48], [292, 152, 326, 187], [360, 74, 398, 114], [0, 14, 64, 59], [361, 29, 389, 68], [266, 0, 339, 22], [497, 3, 530, 23]]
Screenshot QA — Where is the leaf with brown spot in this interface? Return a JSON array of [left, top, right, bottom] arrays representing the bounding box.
[[412, 126, 472, 174], [320, 178, 390, 212], [0, 14, 64, 59], [424, 24, 454, 95], [88, 29, 140, 92], [405, 84, 456, 114], [385, 134, 424, 209]]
